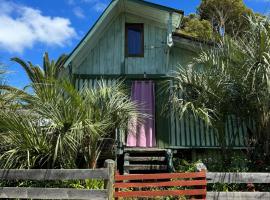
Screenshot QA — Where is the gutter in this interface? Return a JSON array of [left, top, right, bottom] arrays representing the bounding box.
[[166, 12, 173, 70]]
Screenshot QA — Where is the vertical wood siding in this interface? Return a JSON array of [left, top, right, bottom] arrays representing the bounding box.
[[75, 78, 253, 149], [169, 113, 255, 148], [75, 78, 118, 90], [124, 14, 168, 74], [169, 47, 197, 71], [73, 13, 175, 75], [74, 14, 125, 75]]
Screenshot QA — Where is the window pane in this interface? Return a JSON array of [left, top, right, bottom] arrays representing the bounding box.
[[127, 26, 142, 55]]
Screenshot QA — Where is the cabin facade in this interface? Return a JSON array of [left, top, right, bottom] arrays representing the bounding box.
[[64, 0, 251, 171]]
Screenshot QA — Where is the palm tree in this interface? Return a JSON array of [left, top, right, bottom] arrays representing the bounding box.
[[0, 80, 141, 169], [0, 62, 23, 110], [9, 52, 68, 103], [0, 53, 142, 169], [11, 52, 67, 83], [0, 53, 69, 108]]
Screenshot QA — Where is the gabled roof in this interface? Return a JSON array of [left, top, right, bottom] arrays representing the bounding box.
[[64, 0, 184, 67]]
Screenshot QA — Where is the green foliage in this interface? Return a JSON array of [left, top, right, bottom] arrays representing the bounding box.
[[173, 154, 270, 192], [173, 158, 198, 172], [0, 179, 104, 189], [0, 80, 141, 169], [180, 14, 214, 40], [67, 179, 104, 189], [168, 17, 270, 171], [0, 53, 142, 169], [198, 0, 253, 37], [180, 0, 264, 40], [200, 151, 249, 172], [168, 16, 270, 154], [0, 111, 53, 169]]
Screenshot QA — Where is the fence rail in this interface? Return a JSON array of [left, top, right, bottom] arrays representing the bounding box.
[[1, 164, 270, 199], [207, 172, 270, 183], [115, 171, 207, 199], [206, 172, 270, 200], [207, 192, 270, 200], [0, 169, 109, 180], [0, 159, 114, 200]]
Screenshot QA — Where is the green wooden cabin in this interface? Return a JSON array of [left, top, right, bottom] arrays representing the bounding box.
[[63, 0, 252, 169]]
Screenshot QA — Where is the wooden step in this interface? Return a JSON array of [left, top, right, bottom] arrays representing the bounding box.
[[125, 156, 166, 162], [124, 164, 168, 171], [124, 148, 168, 153]]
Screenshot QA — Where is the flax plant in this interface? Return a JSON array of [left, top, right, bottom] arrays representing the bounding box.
[[168, 16, 270, 153]]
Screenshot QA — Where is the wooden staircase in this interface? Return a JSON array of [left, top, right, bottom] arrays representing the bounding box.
[[123, 148, 173, 174]]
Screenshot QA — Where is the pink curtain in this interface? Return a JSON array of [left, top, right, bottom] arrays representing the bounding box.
[[127, 81, 156, 147]]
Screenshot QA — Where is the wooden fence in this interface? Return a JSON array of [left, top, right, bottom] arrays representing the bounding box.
[[206, 172, 270, 200], [0, 159, 115, 200], [1, 161, 270, 200], [115, 171, 207, 199]]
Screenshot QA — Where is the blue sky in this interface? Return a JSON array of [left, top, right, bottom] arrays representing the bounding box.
[[1, 0, 269, 88]]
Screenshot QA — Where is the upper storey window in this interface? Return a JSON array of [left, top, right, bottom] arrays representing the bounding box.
[[125, 23, 144, 57]]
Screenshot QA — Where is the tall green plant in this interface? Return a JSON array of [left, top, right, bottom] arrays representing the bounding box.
[[0, 71, 141, 169], [0, 63, 23, 110], [168, 16, 270, 154], [9, 52, 68, 103], [0, 52, 143, 169]]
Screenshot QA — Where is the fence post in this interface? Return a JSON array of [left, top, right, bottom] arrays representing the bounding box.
[[105, 159, 115, 200], [196, 162, 207, 200]]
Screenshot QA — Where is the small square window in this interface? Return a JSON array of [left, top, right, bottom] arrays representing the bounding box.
[[125, 23, 144, 57]]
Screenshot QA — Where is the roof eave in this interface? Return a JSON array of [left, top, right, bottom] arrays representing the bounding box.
[[64, 0, 184, 68], [64, 0, 120, 68]]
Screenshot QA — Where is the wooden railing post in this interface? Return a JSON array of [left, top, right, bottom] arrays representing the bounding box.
[[105, 159, 115, 200], [196, 162, 207, 200]]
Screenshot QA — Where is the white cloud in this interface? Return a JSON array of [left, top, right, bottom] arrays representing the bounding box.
[[73, 7, 85, 18], [0, 1, 77, 53]]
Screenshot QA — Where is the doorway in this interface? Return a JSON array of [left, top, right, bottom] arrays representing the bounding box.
[[126, 80, 156, 147]]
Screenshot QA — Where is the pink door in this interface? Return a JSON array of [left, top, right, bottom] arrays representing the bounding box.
[[127, 81, 156, 147]]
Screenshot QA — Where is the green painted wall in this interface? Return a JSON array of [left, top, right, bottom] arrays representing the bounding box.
[[74, 77, 252, 149], [72, 12, 191, 75], [169, 113, 254, 149], [169, 47, 197, 70], [73, 13, 125, 75], [124, 14, 168, 74]]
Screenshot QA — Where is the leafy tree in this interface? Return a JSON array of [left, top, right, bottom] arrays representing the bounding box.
[[179, 14, 214, 40], [198, 0, 253, 37]]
